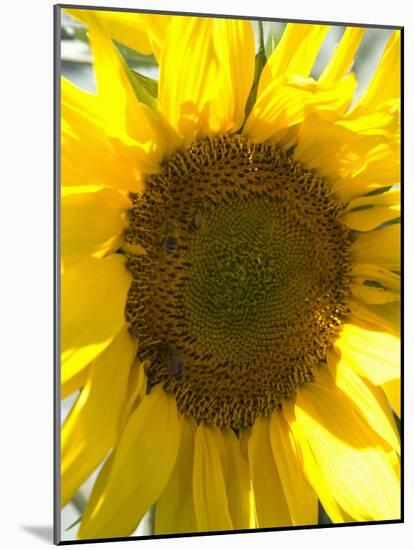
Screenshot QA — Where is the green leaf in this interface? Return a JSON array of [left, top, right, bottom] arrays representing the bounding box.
[[378, 216, 401, 229], [114, 41, 157, 67], [393, 411, 401, 435], [318, 502, 333, 525], [365, 185, 394, 196], [111, 40, 159, 111], [71, 491, 87, 514], [65, 516, 82, 532], [126, 68, 158, 112], [244, 21, 267, 120]]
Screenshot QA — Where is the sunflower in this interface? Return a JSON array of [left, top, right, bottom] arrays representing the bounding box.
[[60, 8, 401, 540]]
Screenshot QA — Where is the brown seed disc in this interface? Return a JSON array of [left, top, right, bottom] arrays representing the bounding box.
[[123, 134, 351, 429]]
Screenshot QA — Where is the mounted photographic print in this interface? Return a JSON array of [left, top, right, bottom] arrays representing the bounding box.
[[55, 3, 402, 544]]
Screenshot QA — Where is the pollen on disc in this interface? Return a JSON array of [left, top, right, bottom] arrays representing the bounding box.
[[124, 135, 351, 429]]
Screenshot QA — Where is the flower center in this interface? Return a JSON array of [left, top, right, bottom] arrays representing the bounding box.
[[124, 135, 350, 429]]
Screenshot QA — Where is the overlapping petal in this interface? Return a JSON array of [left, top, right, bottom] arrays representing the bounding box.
[[61, 186, 130, 263], [270, 411, 318, 525], [61, 327, 137, 506], [247, 416, 291, 528], [349, 299, 400, 336], [61, 255, 131, 386], [343, 189, 400, 232], [334, 318, 400, 386], [158, 16, 255, 143], [319, 27, 365, 83], [61, 77, 140, 191], [349, 31, 401, 117], [65, 8, 170, 60], [80, 12, 178, 175], [352, 225, 400, 271], [287, 383, 400, 521], [258, 23, 329, 94], [193, 424, 233, 532], [155, 417, 198, 535], [324, 351, 400, 451], [349, 263, 400, 305], [244, 74, 356, 144], [61, 364, 89, 400], [222, 428, 251, 530], [294, 114, 399, 201], [78, 385, 182, 539], [381, 379, 401, 417]]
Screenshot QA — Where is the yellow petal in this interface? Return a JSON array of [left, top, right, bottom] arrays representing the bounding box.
[[61, 186, 129, 262], [61, 77, 140, 191], [247, 415, 291, 528], [222, 428, 251, 530], [258, 24, 329, 96], [381, 378, 401, 417], [294, 114, 399, 201], [350, 282, 399, 305], [343, 189, 400, 232], [334, 319, 400, 386], [159, 17, 255, 143], [239, 426, 257, 528], [155, 416, 198, 535], [347, 188, 400, 210], [78, 385, 182, 539], [61, 255, 131, 384], [85, 13, 177, 174], [326, 350, 400, 452], [283, 399, 347, 523], [61, 364, 88, 400], [350, 263, 400, 304], [61, 327, 137, 506], [294, 383, 400, 520], [77, 452, 115, 536], [213, 20, 255, 132], [344, 207, 399, 232], [348, 298, 400, 335], [333, 145, 399, 201], [193, 424, 233, 532], [244, 74, 356, 145], [341, 98, 400, 138], [319, 27, 365, 83], [269, 410, 318, 526], [352, 225, 400, 271], [118, 360, 147, 433], [138, 14, 171, 60], [350, 31, 401, 117], [65, 8, 170, 60]]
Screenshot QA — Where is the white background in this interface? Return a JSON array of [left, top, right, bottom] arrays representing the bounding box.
[[0, 0, 412, 548]]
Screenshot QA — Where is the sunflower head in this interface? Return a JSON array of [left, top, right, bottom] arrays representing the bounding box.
[[124, 134, 352, 429], [60, 9, 401, 542]]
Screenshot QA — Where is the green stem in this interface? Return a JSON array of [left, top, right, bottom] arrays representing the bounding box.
[[244, 21, 268, 121], [258, 20, 265, 56]]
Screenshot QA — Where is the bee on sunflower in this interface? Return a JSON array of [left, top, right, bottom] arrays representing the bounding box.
[[60, 7, 401, 541]]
